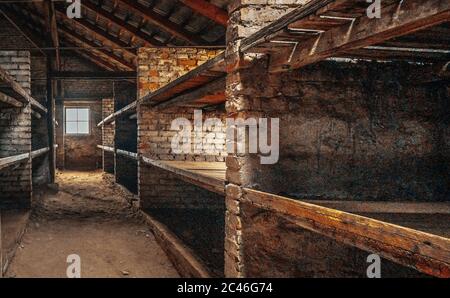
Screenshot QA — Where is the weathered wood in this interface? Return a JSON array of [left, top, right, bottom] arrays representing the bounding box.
[[155, 76, 226, 109], [97, 100, 137, 126], [97, 145, 115, 153], [44, 0, 60, 70], [0, 153, 30, 171], [141, 157, 226, 195], [31, 147, 50, 159], [140, 52, 225, 105], [58, 25, 135, 70], [179, 0, 228, 27], [242, 188, 450, 278], [116, 149, 138, 161], [54, 6, 136, 57], [0, 66, 48, 114], [139, 211, 212, 278], [269, 0, 450, 71], [0, 91, 23, 108], [80, 0, 165, 48]]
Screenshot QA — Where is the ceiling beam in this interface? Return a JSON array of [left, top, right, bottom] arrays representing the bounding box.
[[43, 0, 61, 70], [117, 0, 206, 45], [80, 0, 165, 47], [54, 5, 136, 57], [179, 0, 228, 27], [270, 0, 450, 72], [58, 24, 135, 70]]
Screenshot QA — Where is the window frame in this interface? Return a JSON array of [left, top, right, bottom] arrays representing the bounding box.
[[64, 106, 91, 136]]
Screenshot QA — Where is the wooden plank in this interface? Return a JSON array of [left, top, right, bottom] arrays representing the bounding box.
[[58, 26, 135, 70], [44, 0, 61, 69], [269, 0, 450, 71], [0, 153, 30, 171], [139, 211, 212, 278], [31, 147, 50, 159], [0, 91, 23, 108], [97, 145, 115, 153], [179, 0, 228, 27], [0, 66, 48, 114], [80, 0, 165, 47], [116, 149, 138, 160], [155, 76, 226, 109], [97, 100, 137, 126], [139, 52, 225, 105], [141, 157, 226, 195], [54, 6, 136, 57], [242, 188, 450, 278]]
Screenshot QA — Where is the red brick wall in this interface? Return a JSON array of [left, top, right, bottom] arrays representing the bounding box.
[[102, 98, 114, 174]]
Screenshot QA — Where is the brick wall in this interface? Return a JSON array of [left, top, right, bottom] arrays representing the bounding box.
[[55, 55, 114, 169], [137, 48, 226, 209], [224, 0, 449, 277], [0, 51, 32, 209], [102, 98, 114, 174]]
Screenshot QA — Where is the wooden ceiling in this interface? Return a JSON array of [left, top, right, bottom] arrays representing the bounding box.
[[0, 0, 228, 71]]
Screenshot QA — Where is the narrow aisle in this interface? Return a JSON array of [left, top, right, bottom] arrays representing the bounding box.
[[5, 171, 179, 278]]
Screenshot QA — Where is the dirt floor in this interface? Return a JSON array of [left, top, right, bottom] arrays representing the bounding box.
[[4, 171, 179, 278]]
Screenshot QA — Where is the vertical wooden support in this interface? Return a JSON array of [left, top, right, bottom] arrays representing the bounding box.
[[46, 57, 55, 183]]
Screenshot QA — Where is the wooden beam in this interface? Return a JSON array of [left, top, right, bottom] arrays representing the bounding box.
[[155, 76, 226, 109], [50, 71, 136, 80], [0, 91, 23, 108], [141, 157, 226, 195], [58, 25, 135, 70], [44, 0, 61, 70], [54, 5, 136, 57], [0, 66, 48, 114], [117, 0, 206, 45], [0, 153, 30, 171], [116, 149, 138, 160], [97, 145, 115, 153], [269, 0, 450, 71], [242, 188, 450, 278], [31, 147, 50, 159], [179, 0, 228, 27], [80, 0, 165, 47]]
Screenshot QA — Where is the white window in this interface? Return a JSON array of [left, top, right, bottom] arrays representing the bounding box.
[[65, 107, 90, 135]]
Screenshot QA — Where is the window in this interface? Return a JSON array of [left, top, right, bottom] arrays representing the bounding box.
[[65, 107, 90, 135]]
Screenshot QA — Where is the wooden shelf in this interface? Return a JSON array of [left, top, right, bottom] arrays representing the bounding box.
[[31, 147, 50, 159], [242, 188, 450, 278], [0, 66, 47, 114], [0, 152, 29, 171], [97, 145, 114, 153], [116, 149, 138, 160], [141, 157, 226, 195], [97, 100, 137, 126], [139, 52, 226, 109], [240, 0, 450, 72]]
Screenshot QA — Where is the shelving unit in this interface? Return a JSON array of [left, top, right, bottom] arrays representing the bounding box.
[[93, 0, 450, 278], [0, 66, 47, 115], [141, 157, 226, 195], [241, 188, 450, 277]]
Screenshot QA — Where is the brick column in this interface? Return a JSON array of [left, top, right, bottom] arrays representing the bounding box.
[[0, 51, 32, 209], [224, 0, 300, 277]]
